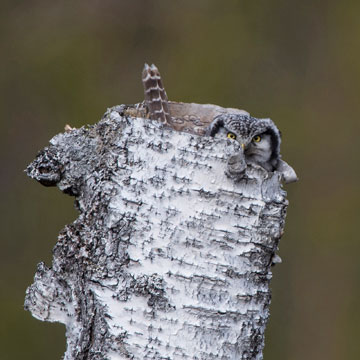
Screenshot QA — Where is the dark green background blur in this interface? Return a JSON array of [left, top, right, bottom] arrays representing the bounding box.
[[1, 1, 359, 359]]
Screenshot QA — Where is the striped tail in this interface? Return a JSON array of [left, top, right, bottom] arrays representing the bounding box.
[[142, 63, 171, 125]]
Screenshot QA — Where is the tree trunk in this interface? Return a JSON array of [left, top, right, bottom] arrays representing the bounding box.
[[25, 103, 291, 360]]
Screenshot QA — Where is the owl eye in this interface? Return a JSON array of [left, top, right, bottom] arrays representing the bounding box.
[[253, 135, 261, 142], [227, 132, 237, 140]]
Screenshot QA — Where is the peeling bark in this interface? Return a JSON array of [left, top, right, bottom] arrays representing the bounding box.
[[25, 103, 292, 359]]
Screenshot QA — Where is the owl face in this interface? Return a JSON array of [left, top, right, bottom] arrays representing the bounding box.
[[208, 114, 281, 172]]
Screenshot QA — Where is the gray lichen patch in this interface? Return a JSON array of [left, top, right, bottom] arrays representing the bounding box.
[[25, 105, 291, 360]]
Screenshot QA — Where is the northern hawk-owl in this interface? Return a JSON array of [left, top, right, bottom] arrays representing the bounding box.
[[207, 113, 282, 175], [141, 63, 297, 183]]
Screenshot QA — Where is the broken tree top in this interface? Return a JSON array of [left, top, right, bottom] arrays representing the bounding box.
[[25, 64, 296, 360]]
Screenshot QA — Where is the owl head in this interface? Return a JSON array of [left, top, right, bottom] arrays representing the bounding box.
[[207, 114, 282, 172]]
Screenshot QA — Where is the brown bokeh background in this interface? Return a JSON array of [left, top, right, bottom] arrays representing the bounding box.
[[1, 1, 359, 359]]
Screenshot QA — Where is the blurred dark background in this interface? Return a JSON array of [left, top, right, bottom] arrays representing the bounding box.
[[1, 1, 359, 359]]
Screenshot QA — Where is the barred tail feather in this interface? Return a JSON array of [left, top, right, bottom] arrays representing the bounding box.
[[142, 63, 171, 125]]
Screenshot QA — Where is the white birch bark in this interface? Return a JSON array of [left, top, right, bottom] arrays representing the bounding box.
[[25, 103, 291, 360]]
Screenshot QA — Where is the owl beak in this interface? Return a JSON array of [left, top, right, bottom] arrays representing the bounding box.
[[241, 143, 245, 150]]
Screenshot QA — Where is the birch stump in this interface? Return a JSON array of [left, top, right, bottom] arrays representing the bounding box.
[[25, 102, 292, 360]]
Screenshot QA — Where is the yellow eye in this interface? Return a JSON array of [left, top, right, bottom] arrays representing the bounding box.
[[253, 135, 261, 142], [227, 132, 236, 140]]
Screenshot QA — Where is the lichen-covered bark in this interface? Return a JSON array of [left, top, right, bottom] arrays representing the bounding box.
[[25, 104, 289, 360]]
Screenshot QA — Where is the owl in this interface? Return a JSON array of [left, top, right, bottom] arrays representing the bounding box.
[[141, 64, 297, 183], [207, 113, 282, 176]]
